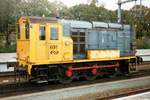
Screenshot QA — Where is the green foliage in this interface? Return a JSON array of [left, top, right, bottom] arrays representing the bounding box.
[[136, 38, 150, 49], [0, 0, 19, 33], [122, 5, 150, 39], [18, 0, 65, 17], [61, 4, 116, 22]]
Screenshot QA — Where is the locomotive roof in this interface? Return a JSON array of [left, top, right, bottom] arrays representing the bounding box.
[[61, 20, 130, 30], [19, 16, 58, 23], [29, 16, 58, 23], [61, 20, 93, 29], [18, 16, 130, 30]]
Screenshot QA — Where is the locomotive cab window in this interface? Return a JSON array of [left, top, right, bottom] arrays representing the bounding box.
[[17, 23, 20, 39], [39, 26, 45, 40], [50, 27, 58, 40], [25, 23, 29, 39]]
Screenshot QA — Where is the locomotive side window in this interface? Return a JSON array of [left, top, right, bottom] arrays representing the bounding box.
[[39, 26, 45, 40], [25, 23, 29, 39], [50, 27, 58, 40]]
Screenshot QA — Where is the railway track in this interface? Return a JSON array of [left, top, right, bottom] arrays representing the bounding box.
[[0, 69, 150, 98], [137, 61, 150, 67], [99, 85, 150, 100]]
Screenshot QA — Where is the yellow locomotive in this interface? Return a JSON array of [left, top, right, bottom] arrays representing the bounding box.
[[17, 16, 141, 83]]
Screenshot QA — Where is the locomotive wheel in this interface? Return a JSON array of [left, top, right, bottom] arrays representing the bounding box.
[[85, 71, 97, 81], [57, 66, 73, 84]]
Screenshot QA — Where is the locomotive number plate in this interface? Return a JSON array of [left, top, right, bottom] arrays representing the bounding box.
[[49, 45, 59, 55]]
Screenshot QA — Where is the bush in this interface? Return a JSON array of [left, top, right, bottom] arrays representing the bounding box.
[[136, 38, 150, 49], [0, 44, 16, 53]]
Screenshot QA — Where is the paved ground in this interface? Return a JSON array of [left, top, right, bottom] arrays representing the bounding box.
[[115, 91, 150, 100], [1, 76, 150, 100]]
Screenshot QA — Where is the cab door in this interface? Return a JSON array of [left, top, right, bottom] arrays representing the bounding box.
[[48, 23, 62, 61], [37, 24, 48, 60]]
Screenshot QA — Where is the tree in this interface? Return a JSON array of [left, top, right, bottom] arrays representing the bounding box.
[[0, 0, 21, 46], [62, 4, 116, 22]]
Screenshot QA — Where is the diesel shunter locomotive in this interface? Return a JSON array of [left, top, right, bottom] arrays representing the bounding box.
[[16, 16, 141, 83]]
